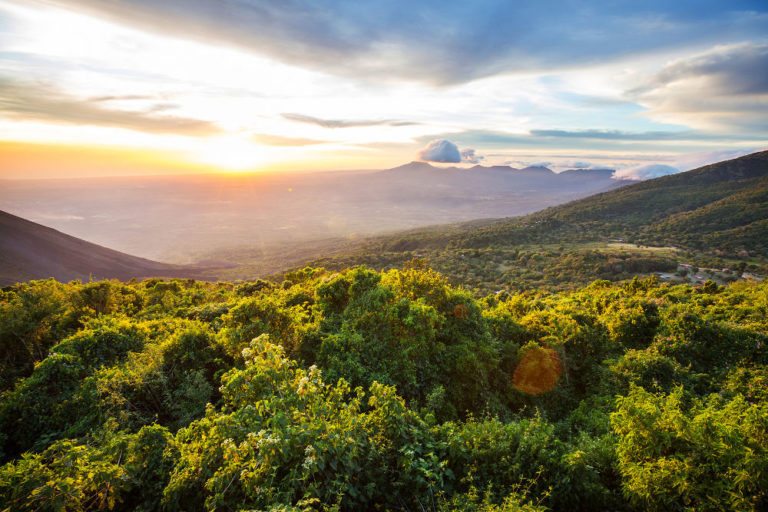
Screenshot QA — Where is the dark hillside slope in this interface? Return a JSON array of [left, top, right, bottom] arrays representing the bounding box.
[[0, 210, 203, 285]]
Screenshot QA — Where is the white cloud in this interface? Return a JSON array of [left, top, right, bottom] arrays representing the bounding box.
[[418, 139, 461, 163], [460, 148, 484, 164], [504, 160, 553, 169], [614, 163, 680, 180], [612, 147, 766, 180], [671, 148, 759, 171], [628, 43, 768, 131], [35, 213, 85, 221], [43, 1, 768, 85]]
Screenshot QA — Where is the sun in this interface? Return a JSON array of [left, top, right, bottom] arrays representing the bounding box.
[[194, 136, 265, 171]]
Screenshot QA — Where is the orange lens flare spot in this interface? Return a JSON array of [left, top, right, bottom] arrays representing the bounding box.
[[453, 304, 469, 319], [513, 346, 562, 395]]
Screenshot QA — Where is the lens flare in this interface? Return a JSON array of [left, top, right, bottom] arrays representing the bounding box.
[[513, 345, 562, 395]]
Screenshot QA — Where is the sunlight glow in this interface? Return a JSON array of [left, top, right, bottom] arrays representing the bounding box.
[[0, 0, 763, 177], [193, 136, 266, 171]]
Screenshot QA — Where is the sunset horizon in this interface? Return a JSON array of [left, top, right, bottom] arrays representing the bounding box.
[[1, 0, 766, 179]]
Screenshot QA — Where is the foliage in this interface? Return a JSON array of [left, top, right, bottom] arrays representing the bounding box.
[[612, 386, 768, 511], [1, 270, 767, 510]]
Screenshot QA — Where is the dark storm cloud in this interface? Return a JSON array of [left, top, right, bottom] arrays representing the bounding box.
[[45, 0, 768, 84]]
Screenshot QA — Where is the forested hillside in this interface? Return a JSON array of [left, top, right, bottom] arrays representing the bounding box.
[[283, 151, 768, 293], [1, 266, 767, 511], [539, 149, 768, 251]]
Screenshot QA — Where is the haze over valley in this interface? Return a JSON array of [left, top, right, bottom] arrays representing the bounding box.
[[0, 161, 627, 263]]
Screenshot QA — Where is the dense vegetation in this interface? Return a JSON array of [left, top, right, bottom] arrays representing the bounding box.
[[2, 265, 767, 511], [302, 242, 692, 294]]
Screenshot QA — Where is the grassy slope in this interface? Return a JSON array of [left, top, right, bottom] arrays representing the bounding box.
[[269, 150, 768, 292]]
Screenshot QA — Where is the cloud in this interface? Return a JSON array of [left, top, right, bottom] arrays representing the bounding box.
[[530, 129, 695, 141], [503, 160, 552, 169], [0, 78, 220, 136], [35, 213, 85, 221], [415, 127, 765, 159], [281, 113, 415, 129], [460, 148, 484, 164], [47, 1, 768, 85], [88, 94, 158, 102], [671, 148, 759, 171], [614, 163, 680, 180], [251, 133, 327, 146], [418, 139, 461, 163], [525, 161, 553, 168], [631, 43, 768, 97], [563, 161, 592, 169], [613, 148, 763, 180], [627, 43, 768, 131]]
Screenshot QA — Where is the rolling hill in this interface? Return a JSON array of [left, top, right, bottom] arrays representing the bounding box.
[[252, 149, 768, 291], [4, 150, 766, 289], [0, 210, 210, 286], [354, 149, 768, 253]]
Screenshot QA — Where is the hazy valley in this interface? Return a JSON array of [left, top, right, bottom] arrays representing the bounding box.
[[0, 162, 626, 264]]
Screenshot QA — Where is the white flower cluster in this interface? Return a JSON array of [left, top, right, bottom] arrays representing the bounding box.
[[302, 444, 317, 471]]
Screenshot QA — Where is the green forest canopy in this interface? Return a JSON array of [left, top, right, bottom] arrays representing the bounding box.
[[1, 265, 767, 511]]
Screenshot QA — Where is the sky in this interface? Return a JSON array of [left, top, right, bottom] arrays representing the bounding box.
[[0, 0, 767, 179]]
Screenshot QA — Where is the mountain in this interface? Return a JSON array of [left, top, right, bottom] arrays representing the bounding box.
[[0, 210, 206, 286], [519, 165, 556, 175], [538, 149, 768, 251], [558, 168, 616, 180], [362, 150, 768, 254], [258, 150, 768, 292], [0, 161, 625, 263], [9, 150, 764, 289]]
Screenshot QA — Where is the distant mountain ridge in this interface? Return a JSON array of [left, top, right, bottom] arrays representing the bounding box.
[[0, 210, 206, 286], [558, 168, 616, 179], [417, 150, 767, 252], [3, 150, 766, 287], [390, 161, 612, 177], [263, 149, 768, 289], [537, 149, 768, 247], [0, 159, 626, 263]]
